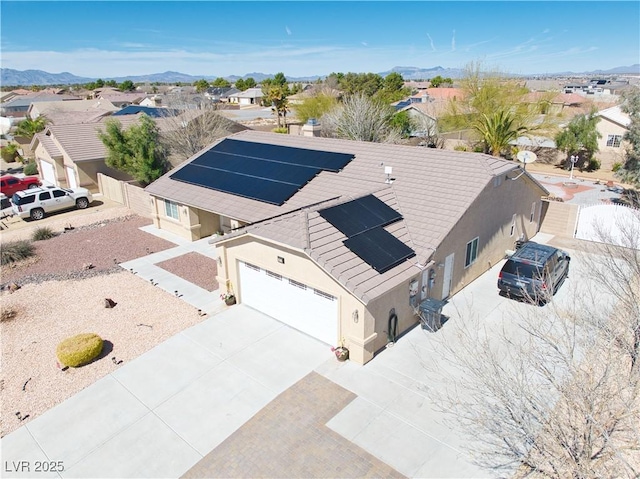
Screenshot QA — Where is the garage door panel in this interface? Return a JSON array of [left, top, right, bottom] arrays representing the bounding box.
[[40, 161, 56, 185], [239, 262, 338, 345]]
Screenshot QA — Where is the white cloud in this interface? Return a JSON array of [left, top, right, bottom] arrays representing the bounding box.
[[427, 33, 436, 52], [285, 26, 292, 36], [361, 41, 368, 47], [451, 30, 456, 51]]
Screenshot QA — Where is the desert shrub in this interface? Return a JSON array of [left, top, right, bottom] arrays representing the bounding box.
[[454, 144, 468, 152], [612, 162, 623, 173], [586, 158, 601, 172], [23, 162, 38, 175], [56, 333, 104, 367], [1, 306, 18, 322], [31, 226, 56, 241], [1, 143, 21, 162], [272, 127, 288, 134], [1, 240, 35, 265]]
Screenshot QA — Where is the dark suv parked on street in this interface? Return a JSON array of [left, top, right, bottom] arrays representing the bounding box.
[[497, 241, 570, 303]]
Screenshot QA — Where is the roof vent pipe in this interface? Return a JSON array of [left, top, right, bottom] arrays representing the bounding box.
[[384, 166, 394, 184]]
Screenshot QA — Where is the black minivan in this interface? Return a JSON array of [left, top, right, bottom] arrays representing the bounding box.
[[497, 242, 570, 303]]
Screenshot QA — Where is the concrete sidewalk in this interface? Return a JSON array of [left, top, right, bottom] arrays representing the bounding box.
[[119, 225, 223, 315], [1, 306, 334, 478]]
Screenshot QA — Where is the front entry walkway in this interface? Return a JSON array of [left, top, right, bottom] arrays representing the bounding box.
[[183, 372, 404, 479]]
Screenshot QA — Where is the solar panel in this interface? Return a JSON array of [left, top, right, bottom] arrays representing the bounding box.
[[170, 138, 355, 205], [213, 139, 353, 172], [171, 164, 301, 205], [318, 194, 402, 237], [344, 227, 416, 273], [192, 151, 320, 186]]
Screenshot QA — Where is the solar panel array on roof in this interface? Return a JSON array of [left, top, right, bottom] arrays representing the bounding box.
[[318, 194, 415, 274], [344, 227, 415, 273], [318, 194, 402, 237], [170, 139, 354, 205], [113, 105, 180, 118]]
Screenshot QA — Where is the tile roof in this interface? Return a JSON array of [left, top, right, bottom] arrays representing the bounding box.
[[152, 131, 546, 302], [415, 88, 465, 101], [597, 105, 630, 128], [34, 116, 140, 162], [32, 132, 62, 157], [29, 99, 118, 116]]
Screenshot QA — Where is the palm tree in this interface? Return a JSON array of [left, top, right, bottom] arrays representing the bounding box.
[[473, 110, 528, 156], [14, 116, 49, 138]]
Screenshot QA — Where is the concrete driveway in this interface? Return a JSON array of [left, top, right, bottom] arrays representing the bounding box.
[[2, 232, 600, 479]]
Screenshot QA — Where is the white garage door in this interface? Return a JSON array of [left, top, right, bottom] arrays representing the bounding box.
[[66, 166, 78, 189], [239, 261, 338, 345], [40, 160, 56, 185]]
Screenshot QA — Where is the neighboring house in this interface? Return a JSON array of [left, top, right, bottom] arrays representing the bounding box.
[[0, 93, 80, 118], [596, 105, 631, 170], [522, 92, 588, 115], [397, 103, 438, 138], [139, 95, 165, 108], [27, 99, 119, 124], [97, 92, 146, 108], [404, 81, 431, 91], [228, 88, 264, 105], [30, 117, 140, 189], [205, 87, 240, 103], [112, 105, 181, 118], [30, 111, 248, 189], [145, 130, 548, 364]]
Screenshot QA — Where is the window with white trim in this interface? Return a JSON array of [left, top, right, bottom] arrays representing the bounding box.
[[164, 200, 179, 219], [606, 134, 622, 148], [510, 214, 517, 237], [465, 237, 479, 268]]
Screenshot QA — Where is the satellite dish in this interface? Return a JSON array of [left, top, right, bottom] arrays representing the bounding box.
[[517, 151, 537, 164]]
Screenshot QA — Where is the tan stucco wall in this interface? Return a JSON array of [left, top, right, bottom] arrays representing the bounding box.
[[430, 174, 543, 300], [364, 274, 421, 356], [76, 160, 131, 189], [596, 118, 628, 170], [150, 196, 221, 241], [215, 236, 371, 363]]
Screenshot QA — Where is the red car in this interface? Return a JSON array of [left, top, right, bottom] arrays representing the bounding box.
[[0, 174, 41, 197]]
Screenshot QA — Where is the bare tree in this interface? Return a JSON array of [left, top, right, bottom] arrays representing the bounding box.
[[412, 113, 445, 148], [157, 94, 244, 165], [421, 216, 640, 478], [321, 93, 403, 143]]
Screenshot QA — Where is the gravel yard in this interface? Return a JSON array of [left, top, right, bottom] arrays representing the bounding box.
[[0, 212, 212, 437], [157, 252, 219, 291]]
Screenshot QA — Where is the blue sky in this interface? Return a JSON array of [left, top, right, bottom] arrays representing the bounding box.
[[1, 1, 638, 78]]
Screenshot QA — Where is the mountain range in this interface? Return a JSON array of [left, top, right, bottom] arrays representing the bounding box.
[[1, 64, 639, 86]]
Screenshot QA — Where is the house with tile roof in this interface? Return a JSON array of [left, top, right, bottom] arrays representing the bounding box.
[[30, 116, 140, 189], [228, 88, 264, 105], [145, 130, 548, 364], [30, 111, 249, 190], [27, 99, 119, 125], [595, 105, 631, 170]]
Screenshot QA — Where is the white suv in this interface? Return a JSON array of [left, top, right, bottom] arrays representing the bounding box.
[[12, 186, 93, 220]]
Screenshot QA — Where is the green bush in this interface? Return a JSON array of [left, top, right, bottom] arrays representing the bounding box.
[[586, 158, 601, 172], [56, 333, 104, 368], [1, 240, 35, 265], [23, 162, 38, 175], [272, 127, 288, 134], [612, 162, 623, 173], [1, 143, 21, 162], [454, 145, 468, 152], [31, 226, 56, 241]]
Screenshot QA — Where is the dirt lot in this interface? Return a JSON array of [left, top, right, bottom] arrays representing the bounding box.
[[0, 211, 210, 437]]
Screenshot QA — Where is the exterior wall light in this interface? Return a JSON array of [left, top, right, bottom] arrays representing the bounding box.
[[277, 256, 285, 264]]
